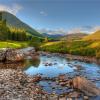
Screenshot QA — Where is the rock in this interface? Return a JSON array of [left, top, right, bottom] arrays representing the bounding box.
[[70, 76, 100, 96], [74, 65, 84, 71], [0, 49, 6, 61], [19, 47, 35, 56], [0, 47, 36, 63], [33, 75, 41, 82], [58, 74, 68, 82], [44, 62, 53, 66], [67, 91, 81, 98], [0, 48, 24, 63], [84, 96, 89, 100], [6, 49, 24, 62]]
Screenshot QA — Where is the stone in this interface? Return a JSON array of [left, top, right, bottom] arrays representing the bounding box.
[[70, 76, 100, 96]]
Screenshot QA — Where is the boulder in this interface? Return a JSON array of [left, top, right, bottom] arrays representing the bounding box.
[[70, 76, 100, 96], [0, 48, 24, 63], [0, 50, 6, 61], [19, 47, 35, 56], [6, 49, 24, 62]]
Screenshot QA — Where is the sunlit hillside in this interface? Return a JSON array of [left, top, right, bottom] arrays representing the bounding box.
[[83, 30, 100, 41]]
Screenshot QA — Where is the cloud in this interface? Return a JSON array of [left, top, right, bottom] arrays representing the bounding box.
[[40, 11, 47, 16], [37, 28, 67, 35], [67, 26, 100, 34], [37, 25, 100, 36], [0, 4, 23, 15]]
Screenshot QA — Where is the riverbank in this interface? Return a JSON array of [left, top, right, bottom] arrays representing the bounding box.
[[0, 69, 44, 99], [66, 54, 100, 64], [40, 51, 100, 65]]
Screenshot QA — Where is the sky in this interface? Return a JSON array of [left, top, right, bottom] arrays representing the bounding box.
[[0, 0, 100, 34]]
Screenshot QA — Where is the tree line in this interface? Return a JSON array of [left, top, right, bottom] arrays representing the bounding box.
[[0, 20, 32, 41]]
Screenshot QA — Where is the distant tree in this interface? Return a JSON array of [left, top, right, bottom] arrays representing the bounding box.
[[44, 37, 48, 42]]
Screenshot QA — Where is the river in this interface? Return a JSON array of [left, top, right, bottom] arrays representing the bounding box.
[[22, 53, 100, 95]]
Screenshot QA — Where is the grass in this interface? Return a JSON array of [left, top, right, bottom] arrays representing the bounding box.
[[83, 30, 100, 41], [0, 41, 28, 48], [41, 41, 60, 47]]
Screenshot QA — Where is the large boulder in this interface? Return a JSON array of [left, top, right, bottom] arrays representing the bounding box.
[[70, 76, 100, 96], [6, 49, 24, 62], [0, 47, 36, 63], [0, 48, 24, 63]]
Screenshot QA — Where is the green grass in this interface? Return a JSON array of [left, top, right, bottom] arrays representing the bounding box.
[[0, 41, 28, 48], [40, 40, 100, 58]]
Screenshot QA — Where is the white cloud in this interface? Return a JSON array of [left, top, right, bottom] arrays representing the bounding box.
[[40, 11, 47, 16], [67, 26, 100, 34], [0, 4, 23, 15], [37, 28, 67, 35], [37, 25, 100, 36]]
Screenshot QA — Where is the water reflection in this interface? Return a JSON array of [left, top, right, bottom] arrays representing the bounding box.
[[24, 58, 40, 70], [24, 56, 74, 77]]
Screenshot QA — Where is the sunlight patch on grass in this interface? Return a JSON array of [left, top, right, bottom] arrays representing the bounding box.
[[41, 41, 61, 47], [0, 41, 28, 48]]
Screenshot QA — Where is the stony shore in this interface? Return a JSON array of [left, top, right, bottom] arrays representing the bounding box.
[[1, 68, 100, 100], [0, 69, 44, 100]]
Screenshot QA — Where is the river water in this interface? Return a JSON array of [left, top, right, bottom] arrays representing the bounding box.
[[23, 53, 100, 95], [1, 53, 100, 96]]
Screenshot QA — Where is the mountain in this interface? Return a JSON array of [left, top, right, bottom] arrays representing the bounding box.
[[0, 11, 43, 37], [42, 33, 64, 38], [61, 33, 87, 41], [83, 30, 100, 41]]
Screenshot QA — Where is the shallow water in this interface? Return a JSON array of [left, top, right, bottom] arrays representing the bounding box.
[[23, 54, 100, 94], [24, 54, 100, 79]]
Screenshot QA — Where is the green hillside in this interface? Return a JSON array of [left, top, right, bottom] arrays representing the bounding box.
[[41, 32, 100, 58], [0, 11, 43, 37]]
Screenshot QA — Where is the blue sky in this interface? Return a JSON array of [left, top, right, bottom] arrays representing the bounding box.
[[0, 0, 100, 34]]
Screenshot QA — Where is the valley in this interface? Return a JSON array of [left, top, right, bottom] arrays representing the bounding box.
[[0, 4, 100, 100]]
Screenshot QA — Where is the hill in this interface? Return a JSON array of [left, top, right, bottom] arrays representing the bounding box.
[[83, 30, 100, 41], [61, 33, 87, 41], [0, 11, 43, 37], [42, 33, 64, 38]]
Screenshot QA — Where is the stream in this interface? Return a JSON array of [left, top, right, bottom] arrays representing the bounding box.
[[23, 53, 100, 95]]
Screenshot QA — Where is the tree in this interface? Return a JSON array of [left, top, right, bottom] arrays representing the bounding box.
[[44, 37, 48, 42]]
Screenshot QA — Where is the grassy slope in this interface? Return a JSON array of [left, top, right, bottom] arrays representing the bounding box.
[[41, 39, 100, 57], [83, 30, 100, 41], [0, 41, 28, 48]]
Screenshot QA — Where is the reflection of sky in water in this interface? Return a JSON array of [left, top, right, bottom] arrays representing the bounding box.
[[24, 55, 100, 79], [24, 56, 74, 77]]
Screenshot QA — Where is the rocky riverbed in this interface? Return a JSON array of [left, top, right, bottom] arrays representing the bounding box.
[[1, 68, 100, 100], [0, 69, 45, 100]]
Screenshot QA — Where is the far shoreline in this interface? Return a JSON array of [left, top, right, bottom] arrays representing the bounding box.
[[40, 51, 100, 65]]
